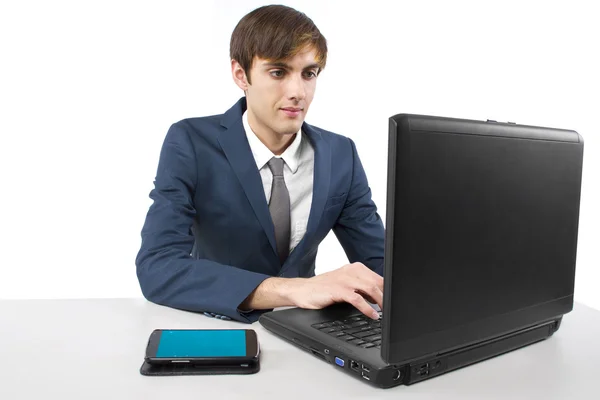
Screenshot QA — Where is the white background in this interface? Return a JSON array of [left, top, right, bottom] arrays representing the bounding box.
[[1, 1, 598, 310]]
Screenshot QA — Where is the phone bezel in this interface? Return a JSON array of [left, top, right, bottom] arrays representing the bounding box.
[[145, 329, 260, 365]]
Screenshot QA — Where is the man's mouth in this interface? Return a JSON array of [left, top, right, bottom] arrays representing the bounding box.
[[280, 107, 303, 117]]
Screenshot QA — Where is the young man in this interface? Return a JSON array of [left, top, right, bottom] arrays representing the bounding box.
[[136, 5, 385, 323]]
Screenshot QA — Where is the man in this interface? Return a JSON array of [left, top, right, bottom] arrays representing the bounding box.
[[136, 5, 385, 323]]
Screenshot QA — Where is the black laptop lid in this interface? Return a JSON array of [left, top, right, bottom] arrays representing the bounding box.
[[381, 115, 583, 364]]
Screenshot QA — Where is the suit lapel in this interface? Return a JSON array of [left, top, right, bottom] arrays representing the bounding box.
[[218, 98, 278, 258], [303, 123, 331, 240]]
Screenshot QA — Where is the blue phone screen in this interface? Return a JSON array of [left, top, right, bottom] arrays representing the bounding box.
[[156, 330, 247, 358]]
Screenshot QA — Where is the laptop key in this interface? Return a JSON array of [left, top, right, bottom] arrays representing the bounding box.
[[365, 334, 382, 342], [348, 321, 369, 328], [359, 343, 376, 349], [344, 326, 373, 335], [342, 316, 363, 324], [312, 323, 328, 329], [331, 331, 346, 337], [337, 335, 355, 341], [348, 338, 366, 345], [354, 330, 377, 339], [321, 327, 338, 334]]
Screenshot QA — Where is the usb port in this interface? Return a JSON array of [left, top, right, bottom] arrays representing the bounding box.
[[361, 364, 370, 373], [361, 372, 370, 381]]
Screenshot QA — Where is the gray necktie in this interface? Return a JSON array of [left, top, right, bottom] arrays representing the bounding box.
[[267, 157, 290, 265]]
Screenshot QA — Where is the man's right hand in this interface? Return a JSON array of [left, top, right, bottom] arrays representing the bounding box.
[[285, 262, 383, 320]]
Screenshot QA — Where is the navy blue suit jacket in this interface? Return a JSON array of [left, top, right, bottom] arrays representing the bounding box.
[[136, 97, 385, 323]]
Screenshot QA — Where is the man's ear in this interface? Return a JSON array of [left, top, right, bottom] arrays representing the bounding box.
[[231, 59, 250, 91]]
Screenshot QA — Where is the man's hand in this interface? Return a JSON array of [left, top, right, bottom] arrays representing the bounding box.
[[286, 262, 383, 320], [239, 262, 383, 319]]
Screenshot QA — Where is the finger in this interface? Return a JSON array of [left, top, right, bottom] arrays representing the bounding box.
[[356, 284, 384, 311], [344, 292, 379, 320], [349, 265, 384, 310], [371, 270, 384, 292], [361, 293, 377, 304], [357, 293, 381, 312]]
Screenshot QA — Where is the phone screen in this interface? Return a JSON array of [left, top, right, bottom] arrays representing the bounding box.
[[156, 330, 247, 358]]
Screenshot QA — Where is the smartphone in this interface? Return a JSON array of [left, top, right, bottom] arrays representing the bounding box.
[[145, 329, 259, 365]]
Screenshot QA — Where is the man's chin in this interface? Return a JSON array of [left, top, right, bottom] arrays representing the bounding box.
[[279, 121, 303, 135]]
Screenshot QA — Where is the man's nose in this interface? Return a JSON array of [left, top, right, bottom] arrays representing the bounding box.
[[286, 74, 306, 101]]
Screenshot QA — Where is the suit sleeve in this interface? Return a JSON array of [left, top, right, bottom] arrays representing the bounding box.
[[135, 123, 271, 323], [332, 138, 386, 276]]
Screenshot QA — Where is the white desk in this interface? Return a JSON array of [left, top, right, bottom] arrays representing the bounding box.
[[1, 299, 598, 399]]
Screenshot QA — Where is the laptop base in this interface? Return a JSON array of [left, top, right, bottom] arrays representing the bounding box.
[[260, 312, 562, 388]]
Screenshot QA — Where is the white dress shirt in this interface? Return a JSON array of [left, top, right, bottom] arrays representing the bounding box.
[[242, 110, 315, 254]]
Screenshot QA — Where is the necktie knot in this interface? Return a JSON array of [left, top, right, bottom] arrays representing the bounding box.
[[268, 157, 285, 177]]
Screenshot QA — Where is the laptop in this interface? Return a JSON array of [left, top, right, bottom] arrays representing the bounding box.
[[259, 114, 584, 388]]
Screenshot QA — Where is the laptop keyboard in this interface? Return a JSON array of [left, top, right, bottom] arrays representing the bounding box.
[[311, 311, 383, 349]]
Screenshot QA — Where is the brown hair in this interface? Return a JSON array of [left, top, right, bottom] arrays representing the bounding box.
[[230, 5, 328, 84]]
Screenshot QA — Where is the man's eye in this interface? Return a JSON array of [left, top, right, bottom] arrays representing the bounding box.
[[305, 71, 317, 78], [270, 70, 284, 77]]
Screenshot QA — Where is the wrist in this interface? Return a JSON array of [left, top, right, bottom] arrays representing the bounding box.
[[279, 277, 306, 307]]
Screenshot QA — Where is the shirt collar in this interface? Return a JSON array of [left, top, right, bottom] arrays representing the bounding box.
[[242, 110, 302, 173]]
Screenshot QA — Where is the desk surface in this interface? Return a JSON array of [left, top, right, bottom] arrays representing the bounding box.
[[1, 298, 599, 399]]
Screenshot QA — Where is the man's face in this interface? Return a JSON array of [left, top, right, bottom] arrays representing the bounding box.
[[241, 47, 320, 140]]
